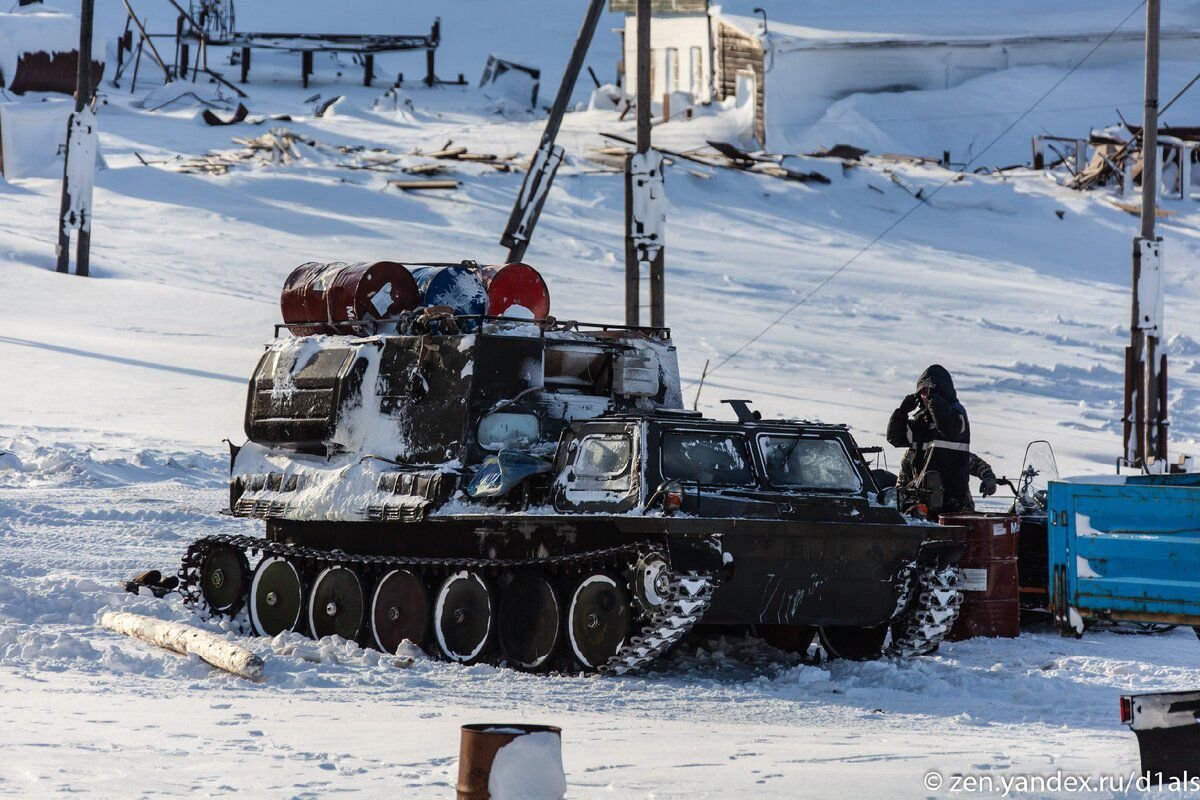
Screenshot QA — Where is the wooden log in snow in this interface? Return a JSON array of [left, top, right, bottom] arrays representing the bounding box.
[[389, 179, 461, 191], [100, 611, 265, 682]]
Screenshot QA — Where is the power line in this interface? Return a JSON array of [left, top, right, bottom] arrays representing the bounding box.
[[685, 0, 1148, 391]]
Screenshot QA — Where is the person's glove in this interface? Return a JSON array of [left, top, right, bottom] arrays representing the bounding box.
[[899, 393, 920, 414], [980, 476, 998, 497]]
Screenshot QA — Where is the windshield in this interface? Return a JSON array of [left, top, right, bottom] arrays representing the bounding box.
[[759, 435, 862, 491], [575, 434, 632, 478], [1017, 440, 1059, 513], [661, 432, 753, 486], [478, 412, 539, 450]]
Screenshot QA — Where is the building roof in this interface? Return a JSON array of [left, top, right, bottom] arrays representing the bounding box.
[[712, 1, 1200, 49]]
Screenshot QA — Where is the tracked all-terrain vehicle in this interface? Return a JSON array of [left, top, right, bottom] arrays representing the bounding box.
[[180, 261, 967, 674]]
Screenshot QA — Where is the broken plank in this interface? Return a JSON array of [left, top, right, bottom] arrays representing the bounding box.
[[880, 152, 943, 166], [424, 146, 468, 159], [1109, 198, 1176, 218], [389, 179, 461, 191], [403, 163, 450, 175]]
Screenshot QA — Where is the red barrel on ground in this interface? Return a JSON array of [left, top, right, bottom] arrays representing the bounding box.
[[280, 261, 419, 335], [478, 262, 551, 319], [940, 513, 1021, 640]]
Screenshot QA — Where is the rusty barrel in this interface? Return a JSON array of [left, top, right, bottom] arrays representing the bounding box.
[[939, 512, 1021, 640], [478, 263, 551, 319], [457, 723, 564, 800], [281, 261, 418, 335], [324, 261, 419, 335], [411, 266, 489, 317], [280, 262, 334, 335]]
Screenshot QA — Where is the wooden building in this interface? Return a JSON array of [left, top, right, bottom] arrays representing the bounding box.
[[610, 1, 1200, 153]]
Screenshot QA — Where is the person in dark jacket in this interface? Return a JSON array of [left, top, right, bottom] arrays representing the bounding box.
[[887, 365, 987, 517], [969, 453, 998, 500]]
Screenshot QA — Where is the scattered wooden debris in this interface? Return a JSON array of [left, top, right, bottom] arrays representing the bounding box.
[[423, 145, 468, 159], [403, 162, 451, 176], [599, 133, 832, 184], [1039, 126, 1200, 199], [100, 611, 265, 682], [165, 130, 523, 179], [389, 179, 461, 191], [1109, 198, 1176, 218], [810, 143, 869, 161], [880, 152, 944, 166], [581, 145, 630, 171], [172, 128, 321, 174]]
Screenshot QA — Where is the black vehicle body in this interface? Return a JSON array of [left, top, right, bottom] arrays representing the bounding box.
[[191, 318, 966, 671]]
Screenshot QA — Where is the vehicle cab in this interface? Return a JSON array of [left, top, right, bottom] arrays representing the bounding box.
[[552, 409, 898, 523]]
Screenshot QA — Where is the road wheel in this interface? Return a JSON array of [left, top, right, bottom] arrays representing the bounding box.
[[249, 556, 304, 636], [200, 545, 249, 615], [433, 571, 494, 664], [498, 574, 561, 672], [818, 624, 888, 661], [568, 573, 631, 671], [370, 569, 430, 654], [307, 566, 365, 641], [758, 625, 816, 655]]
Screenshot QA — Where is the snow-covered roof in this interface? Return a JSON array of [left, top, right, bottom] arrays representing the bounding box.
[[713, 1, 1200, 48], [0, 3, 78, 84]]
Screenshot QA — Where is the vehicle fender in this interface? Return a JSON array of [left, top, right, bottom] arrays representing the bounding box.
[[915, 539, 967, 569], [667, 535, 726, 574]]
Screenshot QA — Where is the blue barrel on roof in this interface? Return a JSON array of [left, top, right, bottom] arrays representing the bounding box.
[[410, 266, 489, 317]]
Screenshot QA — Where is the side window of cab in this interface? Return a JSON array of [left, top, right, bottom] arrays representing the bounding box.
[[555, 431, 638, 511]]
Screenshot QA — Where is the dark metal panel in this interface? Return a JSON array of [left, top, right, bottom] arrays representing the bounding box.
[[8, 51, 104, 95], [245, 346, 364, 445]]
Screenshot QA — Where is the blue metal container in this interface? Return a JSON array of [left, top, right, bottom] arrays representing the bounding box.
[[1048, 475, 1200, 634], [410, 266, 488, 317]]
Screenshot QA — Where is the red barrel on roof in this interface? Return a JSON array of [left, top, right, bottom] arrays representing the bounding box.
[[280, 261, 419, 335], [477, 262, 551, 319]]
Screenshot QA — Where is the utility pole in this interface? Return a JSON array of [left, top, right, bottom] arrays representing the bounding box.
[[625, 0, 666, 327], [1124, 0, 1169, 471], [56, 0, 97, 276], [500, 0, 606, 264]]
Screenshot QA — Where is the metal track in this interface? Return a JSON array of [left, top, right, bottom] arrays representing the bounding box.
[[178, 533, 716, 675], [886, 565, 964, 658], [600, 570, 715, 676]]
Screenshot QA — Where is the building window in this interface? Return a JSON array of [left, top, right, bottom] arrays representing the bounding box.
[[690, 46, 703, 98]]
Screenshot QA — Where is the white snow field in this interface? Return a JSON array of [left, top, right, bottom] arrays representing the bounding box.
[[5, 1, 1200, 797]]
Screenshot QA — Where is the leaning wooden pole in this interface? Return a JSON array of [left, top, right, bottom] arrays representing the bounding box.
[[500, 0, 606, 264], [100, 611, 266, 681]]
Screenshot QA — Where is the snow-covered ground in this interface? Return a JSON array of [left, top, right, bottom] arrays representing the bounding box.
[[5, 1, 1200, 797], [4, 442, 1200, 797]]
